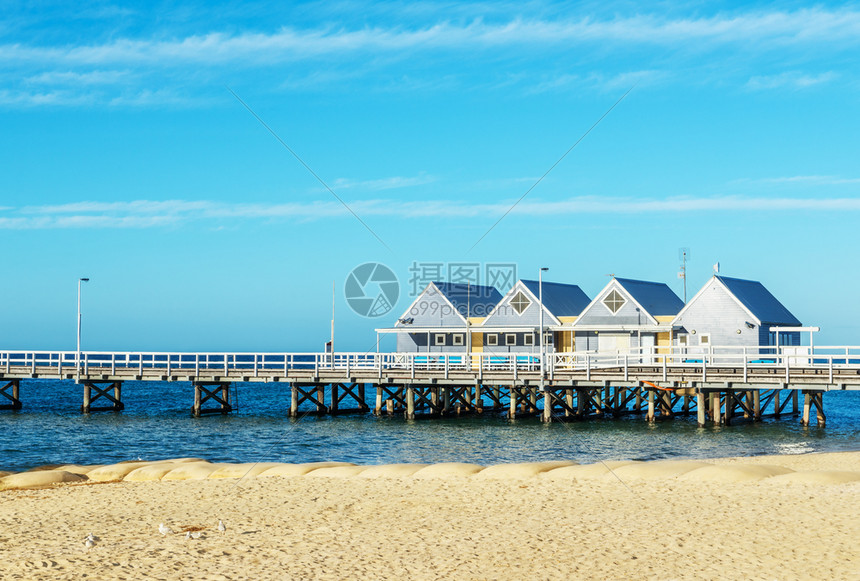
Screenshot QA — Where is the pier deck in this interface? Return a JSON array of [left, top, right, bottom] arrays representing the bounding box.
[[1, 347, 858, 425]]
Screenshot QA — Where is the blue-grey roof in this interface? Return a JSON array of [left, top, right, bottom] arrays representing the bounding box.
[[433, 282, 503, 318], [614, 278, 684, 317], [520, 280, 591, 317], [716, 276, 801, 325]]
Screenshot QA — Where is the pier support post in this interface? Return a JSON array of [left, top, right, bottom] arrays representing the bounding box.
[[405, 385, 415, 420], [374, 385, 383, 416], [773, 390, 781, 418], [330, 383, 339, 414], [753, 390, 761, 421], [475, 384, 482, 413], [192, 382, 232, 416], [565, 389, 574, 418], [0, 380, 22, 410], [290, 383, 298, 417], [82, 381, 124, 413], [710, 392, 721, 425], [724, 389, 734, 426], [696, 391, 706, 427], [542, 389, 552, 423], [800, 391, 825, 426], [509, 386, 518, 419], [802, 391, 812, 426], [442, 387, 450, 413], [792, 390, 799, 415], [646, 389, 655, 423]]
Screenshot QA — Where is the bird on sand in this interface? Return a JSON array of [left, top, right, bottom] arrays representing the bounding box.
[[84, 538, 95, 549], [84, 532, 99, 543], [217, 520, 226, 534], [159, 523, 175, 536]]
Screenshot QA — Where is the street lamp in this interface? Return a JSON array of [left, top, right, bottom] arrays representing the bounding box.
[[76, 277, 90, 383]]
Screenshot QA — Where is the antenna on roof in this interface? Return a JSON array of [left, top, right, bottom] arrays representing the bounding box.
[[678, 247, 690, 303]]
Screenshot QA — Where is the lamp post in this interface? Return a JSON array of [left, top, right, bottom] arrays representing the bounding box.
[[539, 267, 550, 421], [76, 277, 90, 383]]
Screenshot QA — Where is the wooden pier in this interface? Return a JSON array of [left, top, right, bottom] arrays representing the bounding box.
[[0, 347, 857, 425]]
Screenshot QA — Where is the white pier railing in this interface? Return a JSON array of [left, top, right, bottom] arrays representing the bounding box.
[[1, 345, 860, 380]]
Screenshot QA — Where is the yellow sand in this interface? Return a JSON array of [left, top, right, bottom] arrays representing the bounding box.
[[0, 452, 858, 580]]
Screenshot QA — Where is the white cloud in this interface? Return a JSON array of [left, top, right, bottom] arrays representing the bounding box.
[[4, 195, 860, 229], [746, 71, 837, 90], [733, 175, 860, 186], [330, 174, 436, 191], [26, 70, 130, 85], [2, 9, 860, 69]]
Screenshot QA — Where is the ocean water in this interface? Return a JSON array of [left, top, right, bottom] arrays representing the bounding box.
[[0, 379, 858, 472]]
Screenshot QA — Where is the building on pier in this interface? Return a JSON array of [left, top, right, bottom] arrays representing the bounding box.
[[478, 279, 590, 353], [569, 277, 685, 355], [384, 282, 502, 353], [671, 275, 803, 349]]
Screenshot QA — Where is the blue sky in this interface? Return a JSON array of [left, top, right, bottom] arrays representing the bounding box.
[[2, 0, 859, 351]]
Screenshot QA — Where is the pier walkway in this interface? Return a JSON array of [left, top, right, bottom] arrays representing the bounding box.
[[1, 346, 858, 426]]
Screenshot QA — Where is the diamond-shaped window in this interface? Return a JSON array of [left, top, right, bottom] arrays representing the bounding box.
[[510, 291, 531, 315], [603, 289, 626, 314]]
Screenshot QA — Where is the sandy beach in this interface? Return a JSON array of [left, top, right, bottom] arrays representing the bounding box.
[[1, 453, 859, 580]]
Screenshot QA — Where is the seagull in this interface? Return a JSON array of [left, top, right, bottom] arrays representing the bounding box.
[[159, 523, 174, 536], [217, 520, 226, 534], [190, 531, 202, 539], [84, 532, 99, 543], [84, 538, 95, 549], [184, 532, 192, 540]]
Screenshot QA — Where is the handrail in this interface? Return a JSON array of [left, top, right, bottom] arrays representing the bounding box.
[[1, 346, 860, 375]]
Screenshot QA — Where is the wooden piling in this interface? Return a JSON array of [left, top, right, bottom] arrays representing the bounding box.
[[753, 390, 761, 421], [405, 385, 415, 420], [509, 386, 517, 419], [646, 389, 655, 422], [710, 392, 721, 425], [374, 385, 383, 415], [290, 384, 298, 417], [0, 380, 22, 410], [542, 389, 552, 423], [801, 391, 812, 426], [696, 391, 706, 427]]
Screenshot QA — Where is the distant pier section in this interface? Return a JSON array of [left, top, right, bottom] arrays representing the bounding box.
[[1, 346, 859, 427]]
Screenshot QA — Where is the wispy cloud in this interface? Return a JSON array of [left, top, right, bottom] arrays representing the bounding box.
[[330, 173, 436, 191], [2, 7, 857, 106], [746, 71, 837, 90], [4, 195, 860, 229], [3, 9, 860, 68], [733, 175, 860, 186]]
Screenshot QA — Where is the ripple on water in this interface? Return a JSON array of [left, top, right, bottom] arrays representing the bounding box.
[[0, 380, 857, 472]]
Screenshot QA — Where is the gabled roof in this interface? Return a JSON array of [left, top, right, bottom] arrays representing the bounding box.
[[715, 275, 801, 325], [613, 278, 684, 317], [432, 282, 502, 318], [520, 280, 591, 317]]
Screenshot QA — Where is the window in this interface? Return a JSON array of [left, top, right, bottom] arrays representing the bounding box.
[[434, 334, 446, 345], [510, 291, 531, 315], [700, 334, 710, 346], [603, 289, 626, 314], [524, 334, 534, 346], [678, 335, 688, 346], [487, 334, 498, 346], [452, 334, 464, 346], [505, 334, 517, 346]]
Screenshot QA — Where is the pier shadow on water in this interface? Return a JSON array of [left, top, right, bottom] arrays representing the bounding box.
[[0, 380, 857, 472]]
